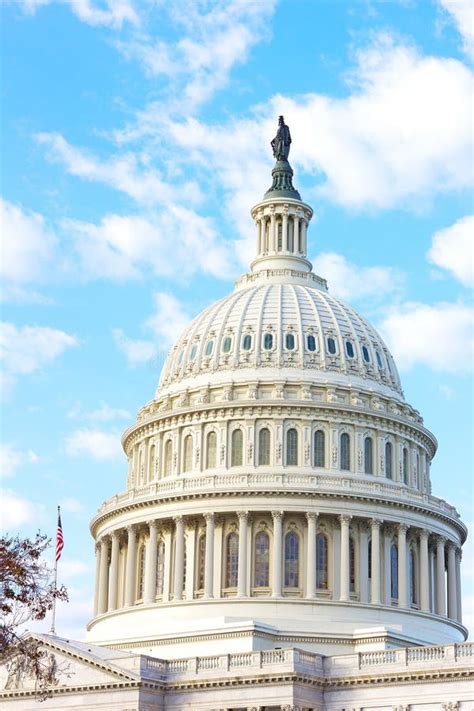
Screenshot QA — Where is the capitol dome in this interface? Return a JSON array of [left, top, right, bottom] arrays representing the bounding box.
[[87, 120, 467, 661]]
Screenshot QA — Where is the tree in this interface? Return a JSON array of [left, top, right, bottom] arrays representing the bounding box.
[[0, 532, 68, 698]]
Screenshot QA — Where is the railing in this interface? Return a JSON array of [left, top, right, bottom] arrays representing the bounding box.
[[407, 645, 445, 662], [359, 650, 397, 666], [456, 642, 474, 658]]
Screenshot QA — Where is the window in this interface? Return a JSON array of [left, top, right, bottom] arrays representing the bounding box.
[[307, 334, 317, 352], [231, 429, 243, 467], [177, 350, 184, 365], [415, 453, 420, 489], [313, 430, 325, 468], [242, 334, 252, 351], [327, 337, 336, 355], [156, 541, 165, 596], [362, 345, 370, 363], [263, 333, 273, 350], [391, 544, 398, 600], [316, 533, 328, 589], [277, 221, 282, 251], [258, 428, 270, 466], [183, 435, 193, 473], [288, 219, 294, 251], [286, 428, 298, 466], [284, 531, 299, 587], [285, 333, 295, 350], [225, 533, 239, 587], [402, 448, 408, 485], [182, 544, 187, 592], [137, 544, 146, 600], [148, 444, 155, 481], [205, 340, 214, 356], [164, 439, 172, 476], [254, 531, 270, 587], [222, 336, 232, 353], [340, 433, 350, 471], [385, 442, 393, 479], [364, 436, 373, 475], [368, 540, 372, 580], [376, 350, 383, 369], [349, 538, 356, 593], [197, 535, 206, 590], [345, 340, 355, 358], [409, 548, 417, 605], [190, 344, 197, 360], [206, 431, 217, 469]]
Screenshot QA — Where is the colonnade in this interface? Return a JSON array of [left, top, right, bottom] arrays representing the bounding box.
[[93, 511, 462, 628], [256, 208, 309, 257]]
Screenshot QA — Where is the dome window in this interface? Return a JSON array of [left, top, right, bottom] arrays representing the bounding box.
[[204, 340, 214, 357], [327, 337, 337, 355], [307, 334, 317, 352], [177, 350, 184, 365], [263, 333, 273, 350], [285, 333, 295, 351], [362, 345, 370, 363], [190, 344, 197, 361], [345, 340, 355, 358], [242, 334, 252, 351], [375, 350, 383, 369], [222, 336, 232, 353]]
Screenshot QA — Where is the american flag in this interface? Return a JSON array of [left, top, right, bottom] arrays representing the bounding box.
[[55, 508, 64, 562]]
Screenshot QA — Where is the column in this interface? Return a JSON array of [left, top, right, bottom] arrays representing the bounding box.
[[419, 530, 430, 612], [272, 510, 283, 598], [306, 512, 317, 598], [447, 542, 457, 620], [370, 519, 381, 605], [293, 215, 299, 253], [173, 516, 185, 601], [144, 520, 158, 604], [98, 537, 110, 615], [339, 515, 351, 602], [455, 549, 462, 623], [300, 219, 307, 253], [237, 511, 249, 597], [108, 531, 120, 611], [282, 211, 288, 251], [435, 536, 446, 616], [204, 513, 215, 599], [162, 526, 172, 603], [359, 522, 369, 604], [270, 212, 276, 252], [124, 525, 137, 607], [397, 524, 408, 608], [257, 217, 262, 253], [383, 527, 392, 604], [93, 543, 101, 616]]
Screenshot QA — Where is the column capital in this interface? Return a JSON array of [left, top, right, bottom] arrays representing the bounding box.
[[419, 529, 429, 542], [99, 535, 110, 547], [110, 530, 120, 542], [272, 510, 284, 522], [174, 515, 184, 526], [237, 510, 249, 522], [398, 523, 409, 535], [435, 534, 447, 546], [339, 514, 352, 526], [446, 539, 457, 552], [370, 518, 382, 530], [147, 519, 158, 532], [306, 512, 318, 524], [126, 524, 136, 535], [204, 512, 215, 524], [455, 547, 462, 561]]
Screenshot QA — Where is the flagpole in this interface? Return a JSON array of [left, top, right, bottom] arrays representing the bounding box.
[[50, 506, 60, 635]]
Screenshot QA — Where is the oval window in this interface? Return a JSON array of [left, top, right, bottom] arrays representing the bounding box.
[[177, 350, 184, 365], [190, 344, 197, 360], [307, 335, 316, 352], [263, 333, 273, 350], [222, 336, 232, 353], [376, 350, 383, 369], [205, 340, 214, 356], [362, 345, 370, 363], [242, 334, 252, 351], [327, 337, 336, 355], [285, 333, 295, 350], [345, 341, 355, 358]]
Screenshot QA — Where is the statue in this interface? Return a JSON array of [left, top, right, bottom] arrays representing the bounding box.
[[271, 115, 292, 161]]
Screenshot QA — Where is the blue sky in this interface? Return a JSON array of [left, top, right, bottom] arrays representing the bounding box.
[[1, 0, 473, 640]]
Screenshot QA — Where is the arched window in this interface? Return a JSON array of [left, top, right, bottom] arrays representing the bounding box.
[[164, 439, 172, 476], [390, 544, 398, 600], [409, 548, 417, 606], [258, 428, 270, 466], [362, 345, 370, 363], [340, 433, 350, 471], [206, 431, 217, 469], [156, 540, 165, 596], [148, 444, 155, 481], [285, 333, 295, 350], [307, 334, 317, 352], [376, 350, 383, 369], [197, 534, 206, 591], [316, 533, 328, 590], [242, 334, 252, 351], [385, 442, 393, 479], [190, 344, 197, 360], [284, 531, 299, 587], [263, 333, 273, 350], [137, 544, 146, 600], [364, 436, 373, 474], [225, 533, 239, 588], [345, 340, 355, 358], [313, 430, 325, 468], [349, 538, 356, 593], [222, 336, 232, 353], [327, 337, 337, 355], [254, 531, 270, 587], [231, 429, 243, 467], [183, 435, 193, 473], [204, 340, 214, 356], [286, 428, 298, 466], [403, 448, 409, 485]]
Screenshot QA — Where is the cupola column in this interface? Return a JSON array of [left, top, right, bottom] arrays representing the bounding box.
[[107, 531, 120, 611], [435, 536, 447, 616], [204, 513, 215, 599], [306, 512, 317, 598], [359, 522, 370, 603], [173, 516, 185, 601], [144, 521, 158, 604], [237, 511, 249, 597], [282, 210, 288, 251], [272, 511, 283, 598], [93, 543, 101, 617], [124, 525, 137, 607], [370, 519, 381, 605], [447, 542, 458, 620], [419, 530, 430, 612], [455, 549, 462, 623], [98, 536, 110, 615], [339, 515, 351, 601], [397, 524, 408, 608]]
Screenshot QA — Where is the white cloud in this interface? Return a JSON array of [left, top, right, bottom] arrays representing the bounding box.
[[85, 402, 131, 422], [379, 301, 474, 373], [439, 0, 474, 58], [0, 490, 45, 532], [0, 443, 39, 479], [23, 0, 139, 29], [0, 322, 78, 396], [60, 558, 90, 578], [59, 496, 85, 514], [312, 252, 402, 302], [65, 428, 123, 461], [428, 215, 474, 287], [112, 328, 159, 365]]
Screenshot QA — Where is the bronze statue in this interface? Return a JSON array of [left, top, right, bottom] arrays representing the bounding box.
[[271, 115, 291, 161]]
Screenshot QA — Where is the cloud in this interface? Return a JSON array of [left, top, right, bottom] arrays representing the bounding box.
[[428, 215, 474, 287], [439, 0, 474, 58], [0, 443, 39, 479], [112, 329, 159, 365], [65, 428, 123, 461], [60, 558, 90, 578], [0, 490, 45, 532], [67, 401, 131, 422], [59, 496, 85, 514], [0, 322, 78, 396], [23, 0, 139, 29], [313, 252, 402, 302], [379, 301, 473, 373]]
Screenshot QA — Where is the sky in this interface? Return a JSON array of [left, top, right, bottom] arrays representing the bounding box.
[[1, 0, 473, 642]]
